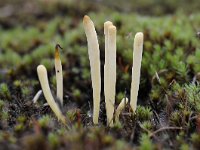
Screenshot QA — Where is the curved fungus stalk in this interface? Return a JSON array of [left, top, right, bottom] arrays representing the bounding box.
[[130, 32, 144, 113], [115, 97, 128, 124], [55, 44, 63, 106], [32, 90, 42, 103], [37, 65, 66, 124], [83, 15, 101, 125]]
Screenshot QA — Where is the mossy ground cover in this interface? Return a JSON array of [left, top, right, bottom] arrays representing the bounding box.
[[0, 0, 200, 149]]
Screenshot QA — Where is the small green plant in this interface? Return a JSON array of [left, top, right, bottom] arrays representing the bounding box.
[[0, 83, 11, 100], [139, 134, 154, 150], [185, 83, 200, 111], [136, 106, 153, 121], [38, 115, 51, 128]]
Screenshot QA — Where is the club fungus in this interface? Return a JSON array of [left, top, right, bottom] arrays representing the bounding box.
[[104, 22, 116, 126], [83, 15, 144, 125], [37, 65, 66, 124], [115, 97, 128, 124], [130, 32, 144, 113], [83, 15, 101, 124], [55, 44, 63, 106], [104, 21, 113, 102], [32, 90, 42, 103]]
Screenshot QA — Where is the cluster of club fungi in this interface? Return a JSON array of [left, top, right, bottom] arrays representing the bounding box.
[[36, 15, 144, 127]]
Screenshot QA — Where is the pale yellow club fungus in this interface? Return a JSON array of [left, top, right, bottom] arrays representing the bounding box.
[[104, 24, 117, 126], [55, 44, 63, 106], [104, 21, 113, 69], [115, 97, 128, 124], [130, 32, 144, 113], [83, 15, 101, 124], [37, 65, 66, 124], [104, 21, 113, 105]]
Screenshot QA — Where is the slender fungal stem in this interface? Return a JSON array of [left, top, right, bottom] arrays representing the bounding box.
[[55, 44, 63, 106], [115, 97, 128, 124], [104, 21, 113, 67], [105, 25, 117, 126], [32, 90, 42, 103], [83, 15, 101, 124], [104, 22, 113, 116], [37, 65, 66, 124], [130, 32, 144, 112]]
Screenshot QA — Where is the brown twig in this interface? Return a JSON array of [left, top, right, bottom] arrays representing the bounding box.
[[149, 126, 183, 138]]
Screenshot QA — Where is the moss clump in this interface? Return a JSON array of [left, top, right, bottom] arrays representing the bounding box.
[[0, 83, 11, 100], [139, 134, 154, 150], [136, 106, 153, 121]]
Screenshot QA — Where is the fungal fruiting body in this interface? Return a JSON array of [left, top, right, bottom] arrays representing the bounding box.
[[104, 22, 113, 104], [37, 65, 66, 124], [83, 15, 144, 125], [32, 90, 42, 103], [130, 32, 144, 112], [83, 15, 101, 124], [115, 97, 128, 124], [55, 44, 63, 106], [104, 22, 116, 126]]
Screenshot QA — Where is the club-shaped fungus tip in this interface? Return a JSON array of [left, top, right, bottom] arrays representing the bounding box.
[[37, 65, 46, 75], [83, 15, 91, 24], [134, 32, 144, 46]]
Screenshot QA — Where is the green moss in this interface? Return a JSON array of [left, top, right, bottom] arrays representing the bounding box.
[[180, 144, 189, 150], [17, 116, 26, 124], [0, 100, 8, 120], [102, 135, 114, 145], [141, 121, 153, 131], [0, 111, 8, 120], [136, 106, 153, 121], [191, 133, 200, 148], [139, 134, 154, 150], [176, 131, 186, 145], [22, 87, 31, 97], [185, 84, 200, 111], [73, 89, 81, 98], [170, 111, 181, 126], [150, 88, 161, 102], [116, 92, 124, 103], [0, 100, 4, 110], [38, 115, 51, 128], [13, 80, 22, 87], [82, 68, 90, 79], [48, 133, 59, 149], [0, 83, 11, 100], [40, 58, 54, 71], [14, 124, 25, 132]]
